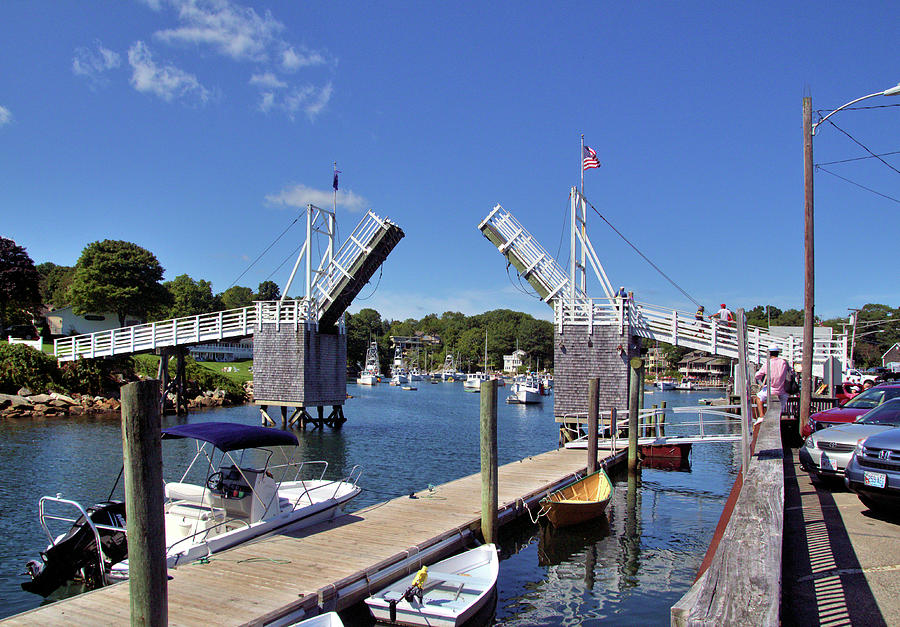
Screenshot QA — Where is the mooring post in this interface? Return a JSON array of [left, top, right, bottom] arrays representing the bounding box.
[[628, 357, 642, 474], [480, 378, 498, 544], [121, 380, 167, 626], [587, 377, 599, 474], [610, 407, 618, 452], [660, 401, 667, 437], [651, 404, 658, 438]]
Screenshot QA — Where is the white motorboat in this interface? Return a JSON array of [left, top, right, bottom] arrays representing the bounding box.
[[22, 422, 362, 597], [365, 543, 499, 627], [463, 372, 489, 392], [675, 377, 696, 391], [506, 375, 542, 404], [357, 341, 381, 385], [293, 611, 344, 626], [655, 378, 675, 390]]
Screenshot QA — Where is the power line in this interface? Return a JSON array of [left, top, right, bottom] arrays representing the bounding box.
[[817, 102, 900, 114], [582, 197, 702, 308], [815, 166, 900, 205], [816, 150, 900, 167], [825, 119, 900, 176]]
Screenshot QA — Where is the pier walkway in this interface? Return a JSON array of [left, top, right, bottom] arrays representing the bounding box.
[[2, 447, 622, 626]]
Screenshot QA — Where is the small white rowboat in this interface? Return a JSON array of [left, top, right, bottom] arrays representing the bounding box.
[[365, 543, 498, 627]]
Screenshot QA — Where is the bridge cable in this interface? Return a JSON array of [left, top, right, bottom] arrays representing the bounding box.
[[583, 198, 703, 309], [226, 215, 301, 290]]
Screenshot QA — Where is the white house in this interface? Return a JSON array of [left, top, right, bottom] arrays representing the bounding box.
[[883, 343, 900, 370], [503, 349, 527, 373], [46, 306, 142, 336]]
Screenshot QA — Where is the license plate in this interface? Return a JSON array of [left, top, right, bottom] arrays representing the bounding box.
[[820, 455, 834, 471], [864, 471, 887, 489]]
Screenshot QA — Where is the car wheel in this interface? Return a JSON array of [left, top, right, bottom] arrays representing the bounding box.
[[858, 494, 887, 514]]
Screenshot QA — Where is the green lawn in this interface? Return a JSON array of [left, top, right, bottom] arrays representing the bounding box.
[[195, 359, 253, 385]]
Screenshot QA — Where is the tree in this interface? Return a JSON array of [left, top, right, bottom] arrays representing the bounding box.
[[0, 237, 41, 330], [69, 240, 169, 328], [219, 285, 254, 310], [165, 274, 221, 318], [255, 280, 281, 301], [36, 262, 75, 308]]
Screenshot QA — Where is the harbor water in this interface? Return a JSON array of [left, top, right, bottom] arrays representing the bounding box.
[[0, 383, 737, 623]]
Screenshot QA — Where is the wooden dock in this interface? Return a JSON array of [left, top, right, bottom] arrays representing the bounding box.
[[3, 447, 623, 626]]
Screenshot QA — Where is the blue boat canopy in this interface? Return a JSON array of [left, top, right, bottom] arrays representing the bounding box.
[[161, 422, 299, 452]]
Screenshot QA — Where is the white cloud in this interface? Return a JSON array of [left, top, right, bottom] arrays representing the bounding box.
[[155, 0, 284, 62], [283, 83, 332, 120], [266, 183, 368, 213], [0, 105, 11, 127], [72, 41, 121, 87], [281, 46, 325, 72], [249, 72, 286, 89], [258, 91, 275, 113], [127, 41, 210, 104]]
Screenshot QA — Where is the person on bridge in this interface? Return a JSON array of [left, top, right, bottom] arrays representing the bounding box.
[[754, 344, 793, 410], [711, 303, 734, 323]]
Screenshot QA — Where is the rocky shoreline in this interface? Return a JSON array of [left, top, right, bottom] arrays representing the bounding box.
[[0, 381, 254, 418]]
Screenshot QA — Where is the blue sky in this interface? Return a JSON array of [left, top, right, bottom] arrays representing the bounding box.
[[2, 1, 898, 324]]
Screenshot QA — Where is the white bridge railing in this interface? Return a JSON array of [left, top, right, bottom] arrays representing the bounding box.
[[53, 301, 320, 362], [555, 297, 848, 376]]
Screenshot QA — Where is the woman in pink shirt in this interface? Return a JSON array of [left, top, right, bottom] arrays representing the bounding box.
[[755, 344, 792, 407]]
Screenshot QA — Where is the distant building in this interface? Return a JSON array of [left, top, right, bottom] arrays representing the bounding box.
[[883, 343, 900, 369], [678, 351, 732, 383], [46, 306, 142, 336], [190, 339, 253, 362], [504, 349, 527, 373], [644, 346, 664, 373]]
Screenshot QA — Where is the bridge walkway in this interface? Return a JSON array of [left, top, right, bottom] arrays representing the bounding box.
[[54, 212, 403, 363]]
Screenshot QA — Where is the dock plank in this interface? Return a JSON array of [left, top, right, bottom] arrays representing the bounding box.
[[4, 447, 620, 626]]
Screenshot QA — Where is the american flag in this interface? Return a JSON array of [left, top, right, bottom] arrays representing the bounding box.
[[583, 146, 600, 170]]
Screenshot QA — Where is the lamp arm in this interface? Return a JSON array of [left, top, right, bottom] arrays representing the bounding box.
[[811, 91, 885, 135]]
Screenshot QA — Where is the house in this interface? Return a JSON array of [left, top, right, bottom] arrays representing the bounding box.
[[678, 351, 733, 383], [503, 349, 527, 373], [190, 339, 253, 362], [644, 346, 665, 373], [45, 306, 142, 336], [883, 343, 900, 370]]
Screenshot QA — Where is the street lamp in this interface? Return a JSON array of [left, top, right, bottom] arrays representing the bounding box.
[[800, 82, 900, 433]]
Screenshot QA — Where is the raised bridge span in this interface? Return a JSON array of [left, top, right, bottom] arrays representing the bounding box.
[[54, 210, 403, 362], [478, 201, 847, 376]]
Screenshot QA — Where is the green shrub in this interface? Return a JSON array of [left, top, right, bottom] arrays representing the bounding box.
[[0, 343, 61, 394]]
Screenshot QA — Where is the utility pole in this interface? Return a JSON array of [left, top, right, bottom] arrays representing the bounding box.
[[849, 308, 860, 370], [800, 96, 814, 433]]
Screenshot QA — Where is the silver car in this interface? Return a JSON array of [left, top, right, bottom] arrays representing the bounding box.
[[845, 426, 900, 512], [799, 399, 900, 477]]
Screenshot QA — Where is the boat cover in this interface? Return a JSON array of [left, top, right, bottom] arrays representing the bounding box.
[[162, 422, 298, 451]]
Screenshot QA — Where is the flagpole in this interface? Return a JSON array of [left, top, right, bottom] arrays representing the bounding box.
[[580, 134, 585, 197], [333, 161, 338, 215]]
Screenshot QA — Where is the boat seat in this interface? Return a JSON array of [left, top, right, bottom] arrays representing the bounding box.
[[166, 501, 226, 522], [165, 482, 213, 504], [424, 570, 492, 589]]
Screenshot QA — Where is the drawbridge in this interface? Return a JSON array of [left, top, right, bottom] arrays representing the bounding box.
[[478, 192, 847, 376], [54, 209, 403, 362]]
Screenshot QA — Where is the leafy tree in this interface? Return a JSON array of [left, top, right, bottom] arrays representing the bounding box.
[[255, 280, 281, 301], [69, 240, 170, 328], [165, 274, 221, 318], [0, 237, 41, 330], [346, 308, 386, 371], [36, 262, 76, 308], [219, 285, 254, 310]]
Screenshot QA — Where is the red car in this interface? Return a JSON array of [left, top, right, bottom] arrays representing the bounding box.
[[803, 382, 900, 437]]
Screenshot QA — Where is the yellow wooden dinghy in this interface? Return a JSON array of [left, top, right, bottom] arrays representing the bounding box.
[[540, 468, 612, 528]]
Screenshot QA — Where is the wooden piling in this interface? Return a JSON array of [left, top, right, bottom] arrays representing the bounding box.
[[120, 380, 167, 626], [480, 379, 498, 544], [650, 404, 658, 438], [587, 378, 599, 474], [628, 357, 642, 473], [660, 401, 667, 437]]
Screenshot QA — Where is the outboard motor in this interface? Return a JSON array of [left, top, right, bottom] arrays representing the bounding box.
[[22, 501, 128, 597]]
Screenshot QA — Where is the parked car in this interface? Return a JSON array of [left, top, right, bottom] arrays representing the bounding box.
[[800, 399, 900, 478], [4, 324, 39, 340], [845, 426, 900, 512], [802, 382, 900, 437]]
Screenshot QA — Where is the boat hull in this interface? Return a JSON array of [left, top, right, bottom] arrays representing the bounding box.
[[541, 469, 612, 528]]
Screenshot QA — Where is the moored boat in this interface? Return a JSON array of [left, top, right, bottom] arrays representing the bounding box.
[[655, 378, 675, 390], [365, 543, 499, 627], [357, 340, 381, 385], [506, 375, 542, 404], [22, 422, 362, 597], [540, 468, 612, 528]]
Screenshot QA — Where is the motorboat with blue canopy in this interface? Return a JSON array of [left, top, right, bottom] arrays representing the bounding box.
[[23, 421, 362, 597]]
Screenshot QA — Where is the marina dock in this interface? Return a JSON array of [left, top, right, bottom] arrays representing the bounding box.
[[2, 446, 624, 626]]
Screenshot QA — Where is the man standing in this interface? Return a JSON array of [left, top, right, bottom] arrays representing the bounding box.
[[711, 303, 734, 322], [755, 344, 792, 410]]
